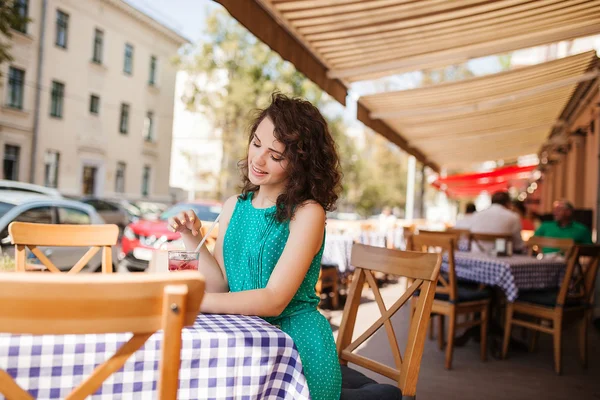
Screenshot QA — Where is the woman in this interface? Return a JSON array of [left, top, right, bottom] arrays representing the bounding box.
[[169, 93, 343, 399]]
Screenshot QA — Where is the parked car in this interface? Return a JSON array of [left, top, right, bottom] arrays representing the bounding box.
[[0, 191, 116, 272], [80, 197, 131, 229], [0, 180, 62, 198], [120, 200, 222, 272]]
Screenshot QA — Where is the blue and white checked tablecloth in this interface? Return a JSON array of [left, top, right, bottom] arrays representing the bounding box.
[[0, 314, 310, 400], [322, 234, 354, 273], [443, 252, 566, 302]]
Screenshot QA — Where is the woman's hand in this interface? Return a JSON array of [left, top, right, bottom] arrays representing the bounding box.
[[168, 210, 202, 236]]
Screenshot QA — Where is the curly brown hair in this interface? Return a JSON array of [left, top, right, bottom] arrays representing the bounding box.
[[239, 92, 342, 222]]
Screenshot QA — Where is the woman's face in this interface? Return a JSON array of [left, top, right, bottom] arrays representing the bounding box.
[[247, 117, 289, 189]]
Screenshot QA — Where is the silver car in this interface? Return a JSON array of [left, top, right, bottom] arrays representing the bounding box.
[[0, 192, 117, 272], [80, 198, 131, 229]]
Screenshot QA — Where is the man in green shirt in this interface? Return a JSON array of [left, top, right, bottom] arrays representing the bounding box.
[[534, 200, 593, 253]]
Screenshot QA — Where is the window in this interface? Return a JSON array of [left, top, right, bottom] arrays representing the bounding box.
[[143, 111, 154, 142], [85, 200, 118, 212], [3, 145, 20, 181], [82, 165, 97, 195], [149, 56, 157, 85], [11, 0, 28, 33], [123, 43, 133, 75], [7, 67, 25, 109], [119, 103, 129, 133], [15, 207, 53, 224], [141, 165, 150, 197], [115, 162, 126, 193], [92, 28, 103, 63], [50, 81, 64, 118], [58, 207, 91, 224], [44, 150, 60, 188], [55, 10, 69, 48], [89, 94, 100, 114]]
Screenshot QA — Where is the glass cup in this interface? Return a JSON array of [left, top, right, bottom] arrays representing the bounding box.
[[167, 251, 199, 271]]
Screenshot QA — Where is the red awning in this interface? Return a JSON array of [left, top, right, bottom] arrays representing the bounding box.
[[433, 165, 536, 198]]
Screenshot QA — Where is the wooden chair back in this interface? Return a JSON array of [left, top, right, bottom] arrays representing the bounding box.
[[0, 271, 205, 400], [470, 232, 512, 253], [525, 236, 574, 257], [447, 228, 471, 250], [337, 244, 441, 398], [9, 222, 119, 274], [412, 233, 458, 302], [557, 245, 600, 307], [403, 225, 416, 250]]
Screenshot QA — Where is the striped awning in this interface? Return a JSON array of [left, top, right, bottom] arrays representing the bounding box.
[[360, 51, 598, 166], [215, 0, 600, 169]]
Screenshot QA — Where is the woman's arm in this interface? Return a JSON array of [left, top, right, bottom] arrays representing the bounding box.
[[173, 195, 238, 293], [200, 202, 325, 316]]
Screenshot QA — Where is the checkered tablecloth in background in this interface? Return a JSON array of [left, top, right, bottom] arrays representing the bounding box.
[[443, 252, 566, 302], [0, 314, 310, 400], [322, 234, 354, 273]]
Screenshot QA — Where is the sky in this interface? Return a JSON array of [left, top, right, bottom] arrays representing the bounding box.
[[124, 0, 217, 42]]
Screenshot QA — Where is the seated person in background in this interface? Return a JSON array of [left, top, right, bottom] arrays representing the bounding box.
[[534, 199, 593, 253], [454, 202, 477, 229], [469, 191, 524, 253], [512, 200, 535, 231]]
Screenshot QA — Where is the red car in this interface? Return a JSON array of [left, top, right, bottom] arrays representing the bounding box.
[[120, 201, 222, 271]]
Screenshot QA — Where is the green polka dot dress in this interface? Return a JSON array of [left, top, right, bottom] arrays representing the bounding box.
[[223, 192, 342, 400]]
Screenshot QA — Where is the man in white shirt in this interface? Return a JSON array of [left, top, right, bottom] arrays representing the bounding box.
[[469, 191, 524, 253], [455, 202, 477, 229]]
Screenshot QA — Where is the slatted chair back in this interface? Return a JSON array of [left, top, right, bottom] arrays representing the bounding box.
[[9, 222, 119, 274], [558, 245, 600, 307], [525, 236, 574, 257], [447, 228, 471, 250], [412, 233, 458, 302], [337, 244, 441, 398], [470, 232, 512, 253], [0, 272, 205, 400]]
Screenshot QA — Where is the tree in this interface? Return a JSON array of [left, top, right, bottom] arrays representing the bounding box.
[[176, 9, 352, 200], [176, 8, 410, 216], [0, 1, 29, 75]]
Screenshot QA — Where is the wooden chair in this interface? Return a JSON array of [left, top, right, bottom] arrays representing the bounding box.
[[411, 232, 490, 369], [0, 271, 205, 400], [525, 236, 574, 257], [337, 243, 441, 400], [9, 222, 119, 274], [470, 232, 513, 253], [502, 245, 600, 374], [447, 228, 471, 250]]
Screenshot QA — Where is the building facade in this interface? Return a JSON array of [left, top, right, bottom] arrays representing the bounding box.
[[0, 0, 188, 202]]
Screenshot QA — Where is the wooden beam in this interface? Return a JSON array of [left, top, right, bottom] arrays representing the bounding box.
[[356, 101, 439, 172], [215, 0, 348, 105], [370, 70, 599, 119]]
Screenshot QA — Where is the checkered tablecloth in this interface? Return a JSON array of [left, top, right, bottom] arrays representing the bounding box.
[[443, 252, 566, 302], [322, 234, 354, 273], [0, 314, 310, 400]]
